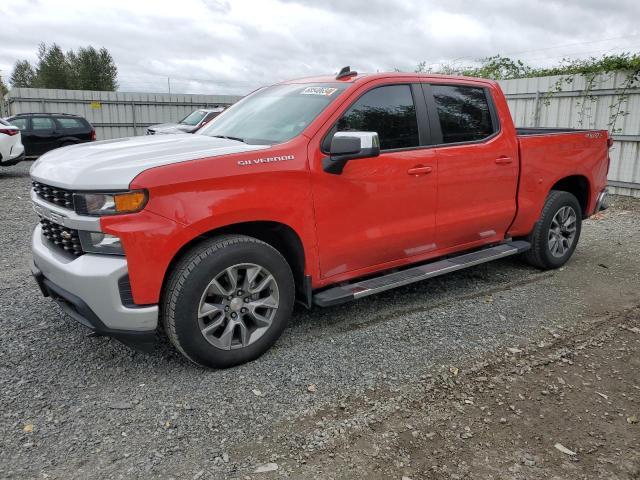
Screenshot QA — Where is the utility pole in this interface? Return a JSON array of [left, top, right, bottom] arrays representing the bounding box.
[[167, 77, 171, 95]]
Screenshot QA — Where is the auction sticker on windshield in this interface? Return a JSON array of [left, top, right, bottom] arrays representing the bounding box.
[[300, 86, 338, 96]]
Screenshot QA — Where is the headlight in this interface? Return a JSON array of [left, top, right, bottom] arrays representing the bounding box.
[[78, 231, 124, 255], [74, 190, 147, 216]]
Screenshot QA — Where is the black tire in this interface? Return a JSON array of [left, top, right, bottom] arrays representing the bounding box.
[[162, 235, 295, 368], [523, 190, 582, 270]]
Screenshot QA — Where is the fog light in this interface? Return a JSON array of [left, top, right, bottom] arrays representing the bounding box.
[[79, 231, 124, 255]]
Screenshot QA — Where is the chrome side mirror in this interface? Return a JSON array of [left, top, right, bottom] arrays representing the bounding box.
[[323, 131, 380, 174]]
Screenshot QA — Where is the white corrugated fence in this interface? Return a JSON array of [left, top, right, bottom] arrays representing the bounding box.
[[2, 88, 242, 140], [498, 73, 640, 198]]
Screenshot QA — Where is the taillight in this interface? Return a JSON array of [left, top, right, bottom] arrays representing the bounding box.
[[0, 128, 19, 136], [90, 128, 96, 141], [607, 137, 614, 148]]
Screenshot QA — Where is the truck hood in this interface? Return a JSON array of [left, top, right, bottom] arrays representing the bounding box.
[[30, 134, 270, 190]]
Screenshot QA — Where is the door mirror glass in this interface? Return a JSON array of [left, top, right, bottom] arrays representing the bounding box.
[[324, 131, 380, 174]]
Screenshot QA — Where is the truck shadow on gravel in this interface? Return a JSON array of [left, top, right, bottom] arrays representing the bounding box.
[[282, 257, 546, 336], [73, 256, 542, 367]]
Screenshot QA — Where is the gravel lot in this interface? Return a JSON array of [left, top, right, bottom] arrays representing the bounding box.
[[1, 161, 639, 479]]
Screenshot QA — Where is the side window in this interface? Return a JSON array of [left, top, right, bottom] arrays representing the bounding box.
[[336, 85, 419, 150], [432, 85, 494, 144], [32, 117, 56, 131], [9, 118, 29, 131], [56, 117, 83, 129]]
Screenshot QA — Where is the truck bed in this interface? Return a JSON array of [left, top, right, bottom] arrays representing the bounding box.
[[507, 127, 610, 237]]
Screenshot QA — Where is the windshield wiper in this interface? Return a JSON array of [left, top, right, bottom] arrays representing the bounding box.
[[211, 134, 246, 143]]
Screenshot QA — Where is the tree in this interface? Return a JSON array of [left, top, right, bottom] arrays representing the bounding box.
[[9, 60, 36, 88], [0, 72, 7, 97], [461, 55, 531, 80], [9, 43, 119, 91], [34, 42, 74, 89], [70, 46, 118, 91]]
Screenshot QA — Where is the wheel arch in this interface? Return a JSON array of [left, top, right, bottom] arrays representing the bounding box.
[[550, 174, 591, 218], [162, 221, 310, 306]]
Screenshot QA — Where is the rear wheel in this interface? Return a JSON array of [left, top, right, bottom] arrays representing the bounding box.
[[162, 235, 295, 368], [523, 190, 582, 269]]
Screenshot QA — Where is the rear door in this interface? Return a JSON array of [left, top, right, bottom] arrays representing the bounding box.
[[424, 83, 519, 249], [55, 116, 86, 143], [30, 117, 58, 155], [310, 81, 438, 279]]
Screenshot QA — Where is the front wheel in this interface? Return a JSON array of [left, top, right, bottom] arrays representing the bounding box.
[[162, 235, 295, 368], [523, 190, 582, 270]]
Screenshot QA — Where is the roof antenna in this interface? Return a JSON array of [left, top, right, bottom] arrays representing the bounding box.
[[336, 66, 357, 80]]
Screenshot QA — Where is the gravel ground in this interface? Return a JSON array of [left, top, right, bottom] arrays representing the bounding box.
[[1, 161, 639, 479], [267, 306, 640, 479]]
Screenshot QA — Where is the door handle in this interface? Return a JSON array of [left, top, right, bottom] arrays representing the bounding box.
[[495, 156, 513, 165], [407, 165, 433, 176]]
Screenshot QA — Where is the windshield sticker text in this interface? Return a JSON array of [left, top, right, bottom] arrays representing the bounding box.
[[238, 155, 295, 167], [300, 87, 338, 96]]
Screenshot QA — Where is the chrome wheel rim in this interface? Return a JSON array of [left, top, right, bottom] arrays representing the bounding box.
[[548, 206, 577, 258], [197, 263, 279, 350]]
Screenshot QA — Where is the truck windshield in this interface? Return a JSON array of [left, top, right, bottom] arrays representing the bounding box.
[[179, 110, 208, 126], [198, 83, 347, 144]]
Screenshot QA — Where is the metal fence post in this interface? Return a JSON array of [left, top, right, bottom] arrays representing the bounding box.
[[131, 102, 137, 136], [533, 90, 541, 127]]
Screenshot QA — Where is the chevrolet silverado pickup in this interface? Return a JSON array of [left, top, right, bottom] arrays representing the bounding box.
[[30, 67, 610, 368]]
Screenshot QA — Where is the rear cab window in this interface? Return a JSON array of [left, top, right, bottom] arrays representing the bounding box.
[[430, 85, 496, 144]]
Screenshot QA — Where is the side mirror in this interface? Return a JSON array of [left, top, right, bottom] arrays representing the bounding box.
[[323, 131, 380, 174]]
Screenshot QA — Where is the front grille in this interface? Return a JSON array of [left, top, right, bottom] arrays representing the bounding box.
[[32, 181, 75, 210], [40, 218, 84, 256]]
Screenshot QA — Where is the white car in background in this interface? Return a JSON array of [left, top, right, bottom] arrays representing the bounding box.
[[145, 107, 225, 135], [0, 118, 25, 166]]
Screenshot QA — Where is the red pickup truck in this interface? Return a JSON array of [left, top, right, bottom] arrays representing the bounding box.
[[30, 68, 610, 368]]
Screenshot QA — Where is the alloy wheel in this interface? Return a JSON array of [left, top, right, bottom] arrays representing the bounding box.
[[548, 205, 577, 258], [197, 263, 279, 350]]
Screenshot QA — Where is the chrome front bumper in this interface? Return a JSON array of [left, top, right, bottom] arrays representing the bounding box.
[[31, 225, 158, 334]]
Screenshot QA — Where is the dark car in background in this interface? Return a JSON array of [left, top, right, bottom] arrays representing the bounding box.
[[145, 107, 224, 135], [6, 113, 96, 157]]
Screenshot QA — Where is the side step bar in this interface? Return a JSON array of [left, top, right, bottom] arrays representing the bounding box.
[[313, 240, 531, 307]]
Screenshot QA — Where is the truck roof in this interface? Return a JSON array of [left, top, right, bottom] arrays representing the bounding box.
[[280, 71, 498, 87]]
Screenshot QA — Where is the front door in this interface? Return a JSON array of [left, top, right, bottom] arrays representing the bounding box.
[[310, 82, 438, 280]]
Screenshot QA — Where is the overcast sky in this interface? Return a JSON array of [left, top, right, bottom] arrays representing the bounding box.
[[1, 0, 639, 95]]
